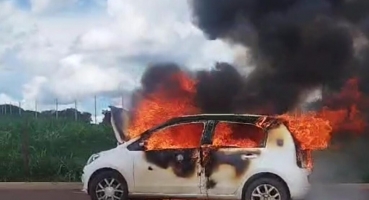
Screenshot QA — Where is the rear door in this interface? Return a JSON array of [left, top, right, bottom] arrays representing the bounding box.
[[200, 120, 267, 197]]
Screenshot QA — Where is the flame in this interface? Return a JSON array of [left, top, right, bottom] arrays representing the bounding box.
[[212, 122, 263, 148], [127, 72, 200, 139], [279, 113, 332, 150], [127, 71, 366, 169]]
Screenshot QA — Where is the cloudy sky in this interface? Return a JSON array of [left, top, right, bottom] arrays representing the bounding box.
[[0, 0, 241, 122]]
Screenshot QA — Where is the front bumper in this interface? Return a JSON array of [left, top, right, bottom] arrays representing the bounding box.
[[81, 167, 88, 193]]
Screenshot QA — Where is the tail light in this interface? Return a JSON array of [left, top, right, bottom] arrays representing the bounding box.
[[296, 148, 313, 171]]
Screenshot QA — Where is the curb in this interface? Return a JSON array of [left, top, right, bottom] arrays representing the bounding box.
[[0, 182, 369, 190], [0, 182, 82, 190]]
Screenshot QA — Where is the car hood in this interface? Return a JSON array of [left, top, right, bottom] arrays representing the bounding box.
[[109, 105, 130, 144]]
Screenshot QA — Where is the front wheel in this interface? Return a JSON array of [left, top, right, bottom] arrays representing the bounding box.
[[244, 177, 289, 200], [88, 170, 128, 200]]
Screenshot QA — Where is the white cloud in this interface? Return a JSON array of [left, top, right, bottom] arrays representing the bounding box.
[[1, 0, 238, 114], [25, 54, 136, 103], [0, 0, 17, 21], [30, 0, 79, 14], [0, 93, 16, 104], [22, 76, 48, 101]]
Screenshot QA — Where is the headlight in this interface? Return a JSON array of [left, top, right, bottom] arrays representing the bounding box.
[[86, 153, 100, 165]]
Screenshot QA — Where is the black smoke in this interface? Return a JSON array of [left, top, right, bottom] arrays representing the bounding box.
[[130, 0, 369, 116], [187, 0, 369, 114]]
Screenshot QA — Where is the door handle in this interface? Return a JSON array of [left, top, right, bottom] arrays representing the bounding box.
[[241, 154, 258, 160], [176, 154, 184, 162]]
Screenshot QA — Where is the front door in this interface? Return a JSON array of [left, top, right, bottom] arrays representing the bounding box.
[[129, 121, 207, 195], [200, 121, 267, 197]]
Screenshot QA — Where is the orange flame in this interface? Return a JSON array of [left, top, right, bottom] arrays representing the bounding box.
[[127, 72, 367, 169], [127, 72, 200, 139]]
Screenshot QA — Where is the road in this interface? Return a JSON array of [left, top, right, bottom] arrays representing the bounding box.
[[0, 189, 88, 200], [0, 187, 368, 200], [305, 185, 369, 200]]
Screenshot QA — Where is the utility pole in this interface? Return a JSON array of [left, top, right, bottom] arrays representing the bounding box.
[[121, 95, 124, 109], [19, 101, 21, 116], [55, 98, 58, 119], [9, 102, 12, 115], [35, 100, 38, 119], [94, 95, 97, 124], [74, 100, 77, 121]]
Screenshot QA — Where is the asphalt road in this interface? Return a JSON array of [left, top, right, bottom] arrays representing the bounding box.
[[0, 189, 88, 200], [0, 187, 368, 200], [305, 185, 369, 200]]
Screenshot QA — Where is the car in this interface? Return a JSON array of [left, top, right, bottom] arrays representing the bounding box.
[[81, 106, 311, 200]]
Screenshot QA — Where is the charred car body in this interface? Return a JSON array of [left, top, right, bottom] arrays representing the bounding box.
[[81, 106, 310, 200]]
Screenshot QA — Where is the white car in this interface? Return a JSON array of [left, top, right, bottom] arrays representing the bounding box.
[[81, 106, 311, 200]]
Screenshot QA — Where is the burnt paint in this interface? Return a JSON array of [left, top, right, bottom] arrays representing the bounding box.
[[202, 148, 261, 189], [206, 179, 217, 189], [144, 148, 199, 178], [203, 149, 261, 177]]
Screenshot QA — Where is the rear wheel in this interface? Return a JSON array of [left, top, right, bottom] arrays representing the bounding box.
[[244, 177, 289, 200], [88, 170, 128, 200]]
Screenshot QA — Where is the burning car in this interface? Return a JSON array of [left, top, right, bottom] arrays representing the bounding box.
[[81, 106, 310, 200]]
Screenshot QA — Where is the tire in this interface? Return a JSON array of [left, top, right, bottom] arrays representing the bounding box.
[[88, 170, 128, 200], [243, 177, 289, 200]]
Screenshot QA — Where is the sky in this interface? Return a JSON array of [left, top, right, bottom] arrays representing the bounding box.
[[0, 0, 240, 123]]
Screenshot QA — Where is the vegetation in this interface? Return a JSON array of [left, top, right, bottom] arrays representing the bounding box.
[[0, 116, 116, 182]]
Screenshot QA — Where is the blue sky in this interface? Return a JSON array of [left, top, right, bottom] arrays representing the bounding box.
[[0, 0, 238, 122]]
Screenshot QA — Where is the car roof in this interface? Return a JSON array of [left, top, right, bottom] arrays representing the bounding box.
[[170, 113, 270, 121], [146, 113, 278, 133]]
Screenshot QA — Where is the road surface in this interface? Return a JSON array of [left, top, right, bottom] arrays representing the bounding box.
[[0, 186, 368, 200], [0, 189, 88, 200]]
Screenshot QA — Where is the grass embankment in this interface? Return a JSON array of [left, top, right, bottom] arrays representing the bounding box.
[[0, 116, 115, 182]]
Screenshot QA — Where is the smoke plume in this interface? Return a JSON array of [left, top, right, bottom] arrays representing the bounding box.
[[189, 0, 369, 114], [131, 0, 369, 116]]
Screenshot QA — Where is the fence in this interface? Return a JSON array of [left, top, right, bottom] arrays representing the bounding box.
[[0, 95, 128, 124]]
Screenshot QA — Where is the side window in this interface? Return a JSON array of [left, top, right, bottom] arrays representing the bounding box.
[[212, 122, 266, 148], [145, 122, 205, 150]]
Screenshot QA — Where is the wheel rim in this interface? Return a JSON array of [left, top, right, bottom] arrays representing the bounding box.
[[250, 184, 281, 200], [95, 178, 124, 200]]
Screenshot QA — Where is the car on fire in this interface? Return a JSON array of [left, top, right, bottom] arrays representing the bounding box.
[[81, 106, 311, 200]]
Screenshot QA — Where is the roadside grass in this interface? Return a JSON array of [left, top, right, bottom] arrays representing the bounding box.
[[0, 116, 115, 182]]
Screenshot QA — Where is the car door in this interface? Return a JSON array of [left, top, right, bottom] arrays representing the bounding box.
[[200, 120, 267, 197], [128, 121, 209, 196]]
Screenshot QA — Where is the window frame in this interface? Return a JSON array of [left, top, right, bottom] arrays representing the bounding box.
[[206, 120, 268, 148], [127, 120, 212, 151]]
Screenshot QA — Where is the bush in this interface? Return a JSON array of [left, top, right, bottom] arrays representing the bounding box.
[[0, 116, 116, 182]]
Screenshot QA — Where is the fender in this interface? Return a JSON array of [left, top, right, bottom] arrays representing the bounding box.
[[235, 168, 290, 198]]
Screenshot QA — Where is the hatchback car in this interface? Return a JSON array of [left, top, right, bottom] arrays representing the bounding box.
[[81, 106, 311, 200]]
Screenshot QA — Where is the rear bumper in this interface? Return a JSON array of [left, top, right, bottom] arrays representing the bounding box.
[[287, 169, 311, 199]]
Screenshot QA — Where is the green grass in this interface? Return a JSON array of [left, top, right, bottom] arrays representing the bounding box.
[[0, 116, 116, 182]]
